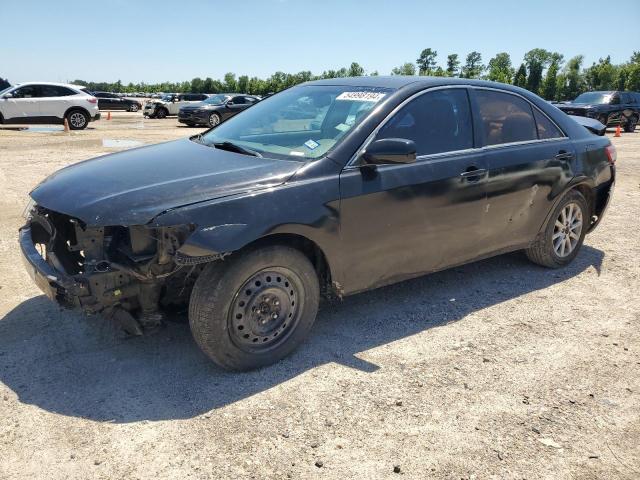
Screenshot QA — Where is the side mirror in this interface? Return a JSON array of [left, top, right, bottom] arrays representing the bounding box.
[[361, 138, 417, 165], [3, 93, 13, 99]]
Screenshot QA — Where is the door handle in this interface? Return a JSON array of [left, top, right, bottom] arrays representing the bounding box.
[[460, 167, 487, 180], [555, 151, 574, 161]]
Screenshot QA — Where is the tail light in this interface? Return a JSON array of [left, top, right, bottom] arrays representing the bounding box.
[[605, 144, 617, 165], [87, 97, 97, 104]]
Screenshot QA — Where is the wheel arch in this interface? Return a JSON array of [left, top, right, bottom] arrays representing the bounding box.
[[230, 233, 334, 296], [63, 106, 90, 120], [536, 178, 596, 238]]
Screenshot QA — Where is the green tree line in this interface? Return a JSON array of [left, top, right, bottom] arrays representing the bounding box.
[[9, 49, 639, 100]]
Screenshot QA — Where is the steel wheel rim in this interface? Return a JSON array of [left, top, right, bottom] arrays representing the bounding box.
[[552, 202, 583, 258], [209, 113, 220, 127], [70, 112, 86, 128], [228, 268, 302, 352]]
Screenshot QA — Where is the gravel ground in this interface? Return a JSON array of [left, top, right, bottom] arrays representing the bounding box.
[[0, 113, 638, 479]]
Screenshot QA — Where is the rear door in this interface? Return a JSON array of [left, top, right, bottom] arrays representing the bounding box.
[[224, 95, 248, 119], [338, 87, 489, 294], [38, 85, 77, 119], [474, 88, 574, 251]]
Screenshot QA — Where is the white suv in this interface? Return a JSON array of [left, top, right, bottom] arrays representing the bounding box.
[[0, 82, 100, 130], [143, 93, 209, 118]]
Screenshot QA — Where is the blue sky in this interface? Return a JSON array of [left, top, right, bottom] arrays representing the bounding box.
[[2, 0, 638, 84]]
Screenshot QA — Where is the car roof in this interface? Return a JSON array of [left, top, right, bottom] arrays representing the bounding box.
[[302, 75, 536, 94], [14, 81, 85, 90]]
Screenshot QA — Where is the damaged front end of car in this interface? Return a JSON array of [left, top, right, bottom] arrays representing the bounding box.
[[19, 204, 218, 334]]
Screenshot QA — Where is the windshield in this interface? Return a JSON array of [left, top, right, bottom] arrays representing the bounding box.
[[204, 94, 228, 105], [574, 92, 613, 104], [160, 94, 174, 102], [200, 85, 392, 160]]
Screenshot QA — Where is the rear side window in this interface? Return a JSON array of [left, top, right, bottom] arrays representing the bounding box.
[[533, 109, 564, 139], [377, 88, 474, 156], [476, 90, 537, 146], [39, 85, 76, 97], [233, 96, 247, 104]]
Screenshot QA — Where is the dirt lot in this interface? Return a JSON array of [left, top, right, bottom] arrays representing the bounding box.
[[0, 112, 638, 479]]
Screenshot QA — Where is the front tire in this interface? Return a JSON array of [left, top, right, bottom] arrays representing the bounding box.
[[526, 190, 588, 268], [155, 107, 168, 119], [189, 246, 320, 371], [66, 110, 89, 130]]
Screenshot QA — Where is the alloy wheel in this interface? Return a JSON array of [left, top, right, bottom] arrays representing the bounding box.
[[209, 113, 220, 127], [552, 202, 583, 257], [69, 112, 86, 128]]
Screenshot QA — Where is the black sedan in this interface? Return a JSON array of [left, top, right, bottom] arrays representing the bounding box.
[[92, 91, 142, 112], [178, 94, 260, 127], [20, 77, 615, 371]]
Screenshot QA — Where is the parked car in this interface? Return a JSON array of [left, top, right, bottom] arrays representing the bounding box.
[[143, 93, 210, 118], [91, 92, 142, 112], [178, 94, 260, 127], [20, 77, 615, 370], [0, 82, 100, 130], [556, 91, 639, 132]]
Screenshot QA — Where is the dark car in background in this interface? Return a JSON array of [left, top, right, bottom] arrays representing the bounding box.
[[178, 94, 260, 127], [556, 91, 639, 132], [20, 77, 615, 371], [92, 92, 142, 112]]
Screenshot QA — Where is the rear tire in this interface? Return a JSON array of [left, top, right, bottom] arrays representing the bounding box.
[[66, 110, 89, 130], [624, 115, 637, 133], [129, 104, 139, 112], [526, 190, 589, 268], [189, 246, 320, 371], [208, 112, 221, 128]]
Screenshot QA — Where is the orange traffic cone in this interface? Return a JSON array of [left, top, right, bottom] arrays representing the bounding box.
[[107, 111, 111, 121], [63, 118, 70, 132], [614, 124, 621, 137]]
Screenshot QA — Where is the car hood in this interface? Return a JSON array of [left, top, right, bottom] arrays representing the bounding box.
[[30, 138, 302, 226]]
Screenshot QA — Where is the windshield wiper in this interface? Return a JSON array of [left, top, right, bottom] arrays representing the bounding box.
[[213, 141, 262, 157]]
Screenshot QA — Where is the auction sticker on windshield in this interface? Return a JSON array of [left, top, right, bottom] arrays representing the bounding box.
[[336, 92, 386, 102]]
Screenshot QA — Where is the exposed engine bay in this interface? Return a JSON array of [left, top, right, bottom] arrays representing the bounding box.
[[24, 206, 218, 334]]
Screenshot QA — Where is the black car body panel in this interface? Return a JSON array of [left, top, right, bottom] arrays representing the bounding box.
[[20, 76, 615, 315], [178, 94, 259, 126], [29, 138, 303, 226], [556, 91, 639, 129], [92, 92, 142, 111]]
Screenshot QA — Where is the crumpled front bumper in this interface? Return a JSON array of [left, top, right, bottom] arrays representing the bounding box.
[[19, 226, 86, 307]]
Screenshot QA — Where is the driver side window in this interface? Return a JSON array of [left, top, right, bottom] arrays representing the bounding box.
[[376, 89, 473, 156], [13, 86, 39, 98]]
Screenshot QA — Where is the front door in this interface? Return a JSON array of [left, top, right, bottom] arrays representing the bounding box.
[[3, 85, 41, 121], [338, 87, 489, 295]]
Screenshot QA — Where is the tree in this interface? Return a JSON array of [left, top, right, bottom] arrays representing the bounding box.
[[626, 63, 640, 91], [486, 52, 513, 84], [416, 48, 438, 75], [391, 63, 416, 75], [514, 63, 527, 88], [630, 51, 640, 64], [190, 77, 203, 93], [556, 55, 584, 101], [223, 72, 237, 92], [237, 75, 249, 93], [541, 61, 560, 100], [348, 62, 365, 77], [461, 51, 484, 79], [584, 56, 618, 91], [446, 54, 460, 77], [523, 48, 552, 94]]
